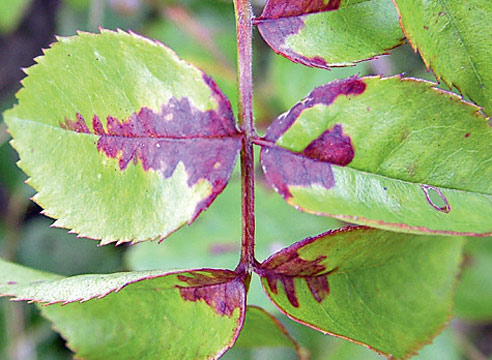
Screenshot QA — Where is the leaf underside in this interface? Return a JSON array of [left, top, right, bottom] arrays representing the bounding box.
[[0, 258, 247, 360], [260, 75, 492, 236], [258, 226, 464, 359], [393, 0, 492, 117], [256, 0, 404, 68], [5, 29, 240, 245]]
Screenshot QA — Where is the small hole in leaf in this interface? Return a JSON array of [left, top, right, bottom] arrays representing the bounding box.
[[421, 185, 450, 213]]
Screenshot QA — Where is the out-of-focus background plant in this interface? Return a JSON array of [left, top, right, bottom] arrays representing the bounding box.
[[0, 1, 491, 359]]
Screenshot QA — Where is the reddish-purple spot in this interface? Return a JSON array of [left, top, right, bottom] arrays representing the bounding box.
[[265, 77, 366, 142], [261, 147, 335, 198], [256, 17, 331, 70], [259, 233, 337, 307], [60, 113, 90, 134], [421, 184, 451, 213], [7, 281, 17, 285], [261, 78, 364, 198], [176, 270, 244, 317], [60, 74, 242, 221], [465, 133, 471, 138], [302, 124, 354, 166], [259, 0, 342, 19]]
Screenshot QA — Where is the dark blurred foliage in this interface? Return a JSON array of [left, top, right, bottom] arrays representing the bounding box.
[[0, 1, 491, 359]]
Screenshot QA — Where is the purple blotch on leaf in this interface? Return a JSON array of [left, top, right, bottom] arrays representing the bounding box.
[[302, 124, 354, 166], [60, 74, 242, 222], [260, 233, 337, 307], [259, 0, 342, 19], [176, 270, 244, 317], [265, 77, 366, 142], [261, 147, 336, 199], [256, 0, 342, 69], [261, 77, 365, 198]]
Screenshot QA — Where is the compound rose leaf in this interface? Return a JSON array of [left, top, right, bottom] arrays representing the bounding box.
[[4, 29, 241, 245], [393, 1, 492, 117], [0, 258, 247, 360], [258, 226, 464, 359], [260, 76, 492, 235], [255, 0, 404, 68]]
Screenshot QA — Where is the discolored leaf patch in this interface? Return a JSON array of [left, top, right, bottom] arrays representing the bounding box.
[[260, 0, 343, 19], [255, 0, 404, 68], [0, 259, 247, 359], [259, 231, 339, 307], [60, 78, 242, 221], [260, 76, 492, 236], [257, 226, 464, 359], [261, 77, 364, 198], [177, 270, 246, 317], [5, 30, 242, 244], [302, 124, 354, 165]]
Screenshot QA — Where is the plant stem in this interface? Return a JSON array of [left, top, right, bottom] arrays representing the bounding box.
[[233, 0, 256, 271]]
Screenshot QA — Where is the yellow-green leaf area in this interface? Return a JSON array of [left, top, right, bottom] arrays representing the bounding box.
[[10, 29, 220, 129], [8, 119, 212, 244], [4, 29, 240, 244]]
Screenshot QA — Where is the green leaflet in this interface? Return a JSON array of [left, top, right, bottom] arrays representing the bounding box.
[[256, 0, 404, 68], [393, 0, 492, 117], [261, 76, 492, 235], [0, 258, 246, 360], [258, 227, 464, 359], [4, 29, 241, 245]]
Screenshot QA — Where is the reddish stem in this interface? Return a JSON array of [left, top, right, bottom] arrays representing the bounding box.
[[233, 0, 256, 271]]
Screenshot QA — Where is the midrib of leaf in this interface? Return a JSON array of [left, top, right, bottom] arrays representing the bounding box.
[[11, 117, 242, 141], [435, 0, 484, 90]]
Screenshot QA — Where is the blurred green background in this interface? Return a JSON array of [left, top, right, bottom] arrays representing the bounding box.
[[0, 0, 491, 359]]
